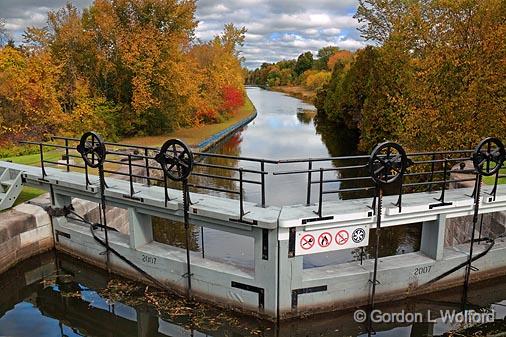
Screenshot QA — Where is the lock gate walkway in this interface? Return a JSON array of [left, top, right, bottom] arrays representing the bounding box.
[[2, 135, 506, 320]]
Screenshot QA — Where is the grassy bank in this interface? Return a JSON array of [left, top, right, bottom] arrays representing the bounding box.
[[270, 86, 316, 103], [0, 96, 256, 206], [121, 96, 255, 148]]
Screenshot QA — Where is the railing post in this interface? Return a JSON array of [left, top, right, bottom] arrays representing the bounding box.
[[428, 153, 436, 193], [65, 139, 70, 172], [128, 154, 134, 197], [163, 173, 169, 207], [239, 168, 244, 220], [306, 160, 313, 206], [39, 143, 47, 178], [490, 170, 499, 201], [317, 168, 323, 218], [437, 158, 448, 203], [261, 161, 266, 207], [84, 162, 90, 189], [144, 148, 150, 186]]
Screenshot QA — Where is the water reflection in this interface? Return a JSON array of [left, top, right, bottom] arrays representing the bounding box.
[[2, 252, 506, 337], [153, 87, 421, 270]]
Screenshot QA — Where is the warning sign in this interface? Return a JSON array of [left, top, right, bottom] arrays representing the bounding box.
[[300, 234, 315, 250], [335, 230, 349, 245], [295, 225, 369, 256], [318, 232, 332, 248]]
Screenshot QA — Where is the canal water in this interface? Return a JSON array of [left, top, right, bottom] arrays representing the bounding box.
[[154, 86, 421, 269], [2, 251, 506, 337], [1, 87, 491, 337]]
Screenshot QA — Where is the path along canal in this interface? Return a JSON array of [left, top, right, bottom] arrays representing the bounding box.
[[1, 87, 505, 336]]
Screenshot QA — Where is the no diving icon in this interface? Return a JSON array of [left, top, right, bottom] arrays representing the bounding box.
[[300, 234, 315, 250], [335, 230, 349, 245], [318, 232, 332, 248]]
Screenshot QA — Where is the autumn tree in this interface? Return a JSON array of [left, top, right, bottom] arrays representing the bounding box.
[[315, 46, 340, 70], [190, 23, 247, 123], [0, 0, 247, 147], [352, 0, 506, 151], [0, 47, 67, 143]]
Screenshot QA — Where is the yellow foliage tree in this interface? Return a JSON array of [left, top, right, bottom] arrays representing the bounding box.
[[0, 47, 66, 143]]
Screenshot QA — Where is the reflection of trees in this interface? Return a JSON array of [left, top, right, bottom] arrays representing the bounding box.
[[152, 217, 200, 251], [190, 132, 242, 200], [349, 224, 422, 262], [296, 111, 315, 124], [153, 133, 245, 249], [313, 114, 371, 200], [363, 224, 422, 259], [313, 114, 412, 199], [314, 115, 422, 259]]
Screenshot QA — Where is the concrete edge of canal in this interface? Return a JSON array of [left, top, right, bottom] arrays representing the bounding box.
[[0, 195, 54, 275], [195, 103, 257, 152]]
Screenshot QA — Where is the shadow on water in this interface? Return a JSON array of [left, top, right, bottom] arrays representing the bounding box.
[[2, 251, 506, 337]]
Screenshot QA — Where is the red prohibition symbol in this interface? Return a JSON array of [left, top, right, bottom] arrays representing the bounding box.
[[335, 230, 349, 245], [300, 234, 315, 250], [318, 232, 332, 248]]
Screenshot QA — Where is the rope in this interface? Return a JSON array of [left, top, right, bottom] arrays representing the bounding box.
[[67, 210, 174, 293], [418, 237, 496, 290]]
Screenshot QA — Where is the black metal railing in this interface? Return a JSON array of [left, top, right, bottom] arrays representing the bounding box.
[[17, 136, 506, 220], [273, 149, 503, 217], [21, 136, 273, 222]]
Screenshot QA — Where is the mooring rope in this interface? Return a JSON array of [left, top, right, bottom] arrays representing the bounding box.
[[66, 210, 174, 293], [418, 236, 496, 290]]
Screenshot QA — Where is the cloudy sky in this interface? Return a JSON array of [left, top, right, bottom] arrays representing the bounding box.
[[0, 0, 366, 68]]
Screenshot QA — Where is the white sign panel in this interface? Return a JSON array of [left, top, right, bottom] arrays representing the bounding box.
[[295, 225, 369, 256]]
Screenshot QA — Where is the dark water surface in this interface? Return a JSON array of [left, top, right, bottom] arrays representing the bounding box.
[[2, 252, 506, 337]]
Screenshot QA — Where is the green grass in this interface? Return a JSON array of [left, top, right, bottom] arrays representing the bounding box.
[[0, 151, 57, 208], [14, 187, 46, 206], [483, 168, 506, 185], [1, 150, 62, 166]]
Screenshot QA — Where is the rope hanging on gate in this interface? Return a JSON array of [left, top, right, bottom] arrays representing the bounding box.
[[66, 210, 173, 293]]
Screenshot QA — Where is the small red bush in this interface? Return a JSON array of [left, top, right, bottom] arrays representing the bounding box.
[[220, 86, 244, 114]]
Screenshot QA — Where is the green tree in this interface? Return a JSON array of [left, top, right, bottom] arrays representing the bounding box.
[[294, 51, 313, 76], [335, 46, 378, 130]]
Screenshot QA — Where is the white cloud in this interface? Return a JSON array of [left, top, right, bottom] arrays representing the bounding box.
[[1, 0, 366, 68]]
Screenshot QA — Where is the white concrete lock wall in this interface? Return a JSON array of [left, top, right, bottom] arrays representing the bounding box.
[[3, 160, 506, 320]]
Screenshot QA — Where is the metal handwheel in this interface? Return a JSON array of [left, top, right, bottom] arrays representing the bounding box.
[[369, 141, 408, 185], [155, 139, 194, 181], [472, 137, 505, 176], [76, 131, 106, 168]]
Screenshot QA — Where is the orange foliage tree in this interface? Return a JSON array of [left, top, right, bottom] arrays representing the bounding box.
[[0, 0, 247, 147]]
